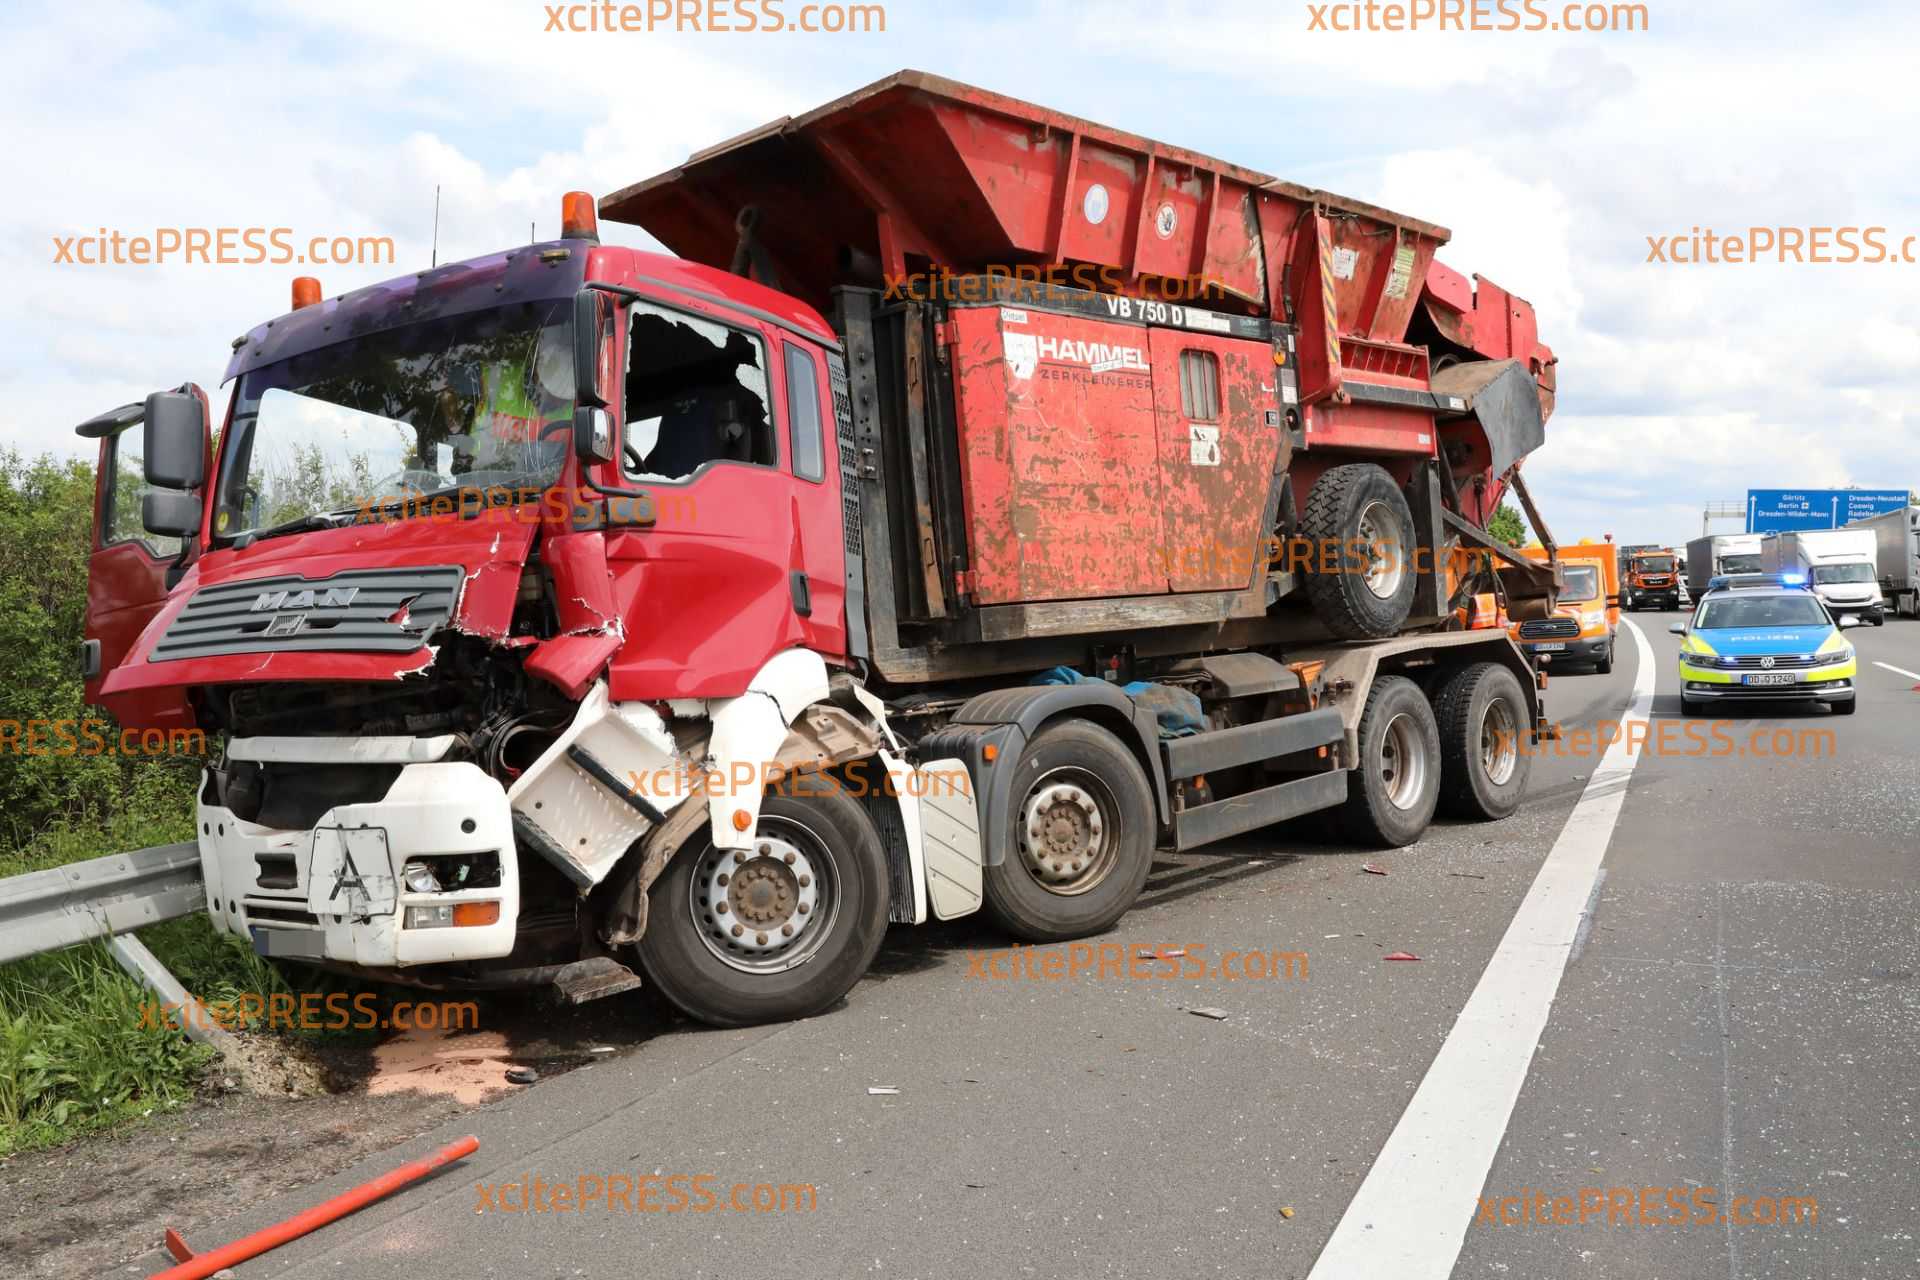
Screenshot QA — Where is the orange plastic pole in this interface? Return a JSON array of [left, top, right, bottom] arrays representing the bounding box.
[[152, 1135, 480, 1280]]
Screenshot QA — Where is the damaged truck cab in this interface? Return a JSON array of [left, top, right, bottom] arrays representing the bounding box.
[[79, 73, 1560, 1028]]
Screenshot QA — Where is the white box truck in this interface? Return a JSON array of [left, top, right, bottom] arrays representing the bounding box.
[[1686, 534, 1764, 597], [1760, 529, 1886, 623], [1846, 506, 1920, 618]]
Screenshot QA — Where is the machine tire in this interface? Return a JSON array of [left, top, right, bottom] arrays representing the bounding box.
[[1338, 675, 1442, 847], [637, 777, 890, 1028], [1299, 464, 1418, 640], [1432, 663, 1532, 821], [983, 720, 1154, 942]]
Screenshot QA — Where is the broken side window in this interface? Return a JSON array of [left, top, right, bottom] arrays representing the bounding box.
[[622, 301, 777, 483]]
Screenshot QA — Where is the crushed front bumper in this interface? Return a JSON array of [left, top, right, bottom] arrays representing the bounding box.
[[197, 758, 520, 968]]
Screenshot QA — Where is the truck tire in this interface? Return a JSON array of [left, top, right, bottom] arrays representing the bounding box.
[[1299, 464, 1418, 639], [983, 720, 1154, 942], [1338, 675, 1441, 847], [1432, 662, 1531, 821], [1594, 640, 1614, 675], [637, 778, 890, 1028]]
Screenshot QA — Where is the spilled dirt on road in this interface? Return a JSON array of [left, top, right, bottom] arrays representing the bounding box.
[[367, 1025, 518, 1104], [0, 989, 671, 1278]]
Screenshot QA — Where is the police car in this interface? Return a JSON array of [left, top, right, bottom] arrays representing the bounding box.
[[1670, 575, 1861, 715]]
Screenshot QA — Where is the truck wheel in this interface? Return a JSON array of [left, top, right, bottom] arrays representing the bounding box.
[[637, 778, 890, 1028], [1432, 662, 1531, 821], [1299, 464, 1418, 640], [1339, 675, 1441, 847], [983, 720, 1154, 942], [1595, 641, 1614, 675]]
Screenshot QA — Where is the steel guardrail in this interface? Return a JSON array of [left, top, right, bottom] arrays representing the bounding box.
[[0, 841, 205, 964]]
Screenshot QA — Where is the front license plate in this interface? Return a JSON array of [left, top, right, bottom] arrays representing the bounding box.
[[1535, 643, 1567, 652], [1744, 672, 1797, 686]]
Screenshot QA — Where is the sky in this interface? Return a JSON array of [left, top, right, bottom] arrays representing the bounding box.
[[3, 0, 1916, 552]]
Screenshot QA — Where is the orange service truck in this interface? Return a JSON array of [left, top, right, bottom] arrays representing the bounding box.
[[1509, 542, 1620, 672]]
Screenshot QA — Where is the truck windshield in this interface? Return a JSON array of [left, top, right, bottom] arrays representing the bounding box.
[[1699, 595, 1830, 628], [1560, 565, 1600, 602], [1720, 554, 1761, 574], [1811, 563, 1874, 585], [213, 300, 575, 539], [1638, 557, 1675, 573]]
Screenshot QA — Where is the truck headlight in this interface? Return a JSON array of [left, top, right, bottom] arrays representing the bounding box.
[[402, 860, 442, 894]]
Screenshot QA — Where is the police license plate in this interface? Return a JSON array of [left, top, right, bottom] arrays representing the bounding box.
[[1535, 642, 1567, 652], [1744, 672, 1797, 686]]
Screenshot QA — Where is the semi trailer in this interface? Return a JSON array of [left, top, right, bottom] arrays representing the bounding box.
[[1844, 506, 1920, 618], [1760, 529, 1885, 623], [76, 72, 1560, 1027], [1685, 534, 1763, 599]]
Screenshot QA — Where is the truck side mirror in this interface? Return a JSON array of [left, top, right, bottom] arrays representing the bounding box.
[[142, 489, 203, 538], [574, 405, 615, 465], [573, 289, 606, 409], [142, 390, 208, 490]]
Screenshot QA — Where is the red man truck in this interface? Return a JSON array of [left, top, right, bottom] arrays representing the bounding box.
[[77, 73, 1560, 1026]]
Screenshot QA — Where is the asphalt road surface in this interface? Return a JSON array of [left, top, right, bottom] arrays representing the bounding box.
[[120, 612, 1920, 1279]]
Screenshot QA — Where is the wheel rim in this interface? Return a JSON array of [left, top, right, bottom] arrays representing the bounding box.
[[1479, 696, 1519, 787], [1355, 500, 1406, 600], [689, 819, 838, 974], [1379, 713, 1429, 810], [1017, 769, 1120, 896]]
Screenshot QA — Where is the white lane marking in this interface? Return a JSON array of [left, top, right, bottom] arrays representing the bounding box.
[[1873, 660, 1920, 682], [1306, 620, 1657, 1280]]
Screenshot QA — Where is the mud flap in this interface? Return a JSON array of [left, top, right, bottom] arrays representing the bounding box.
[[915, 756, 982, 920]]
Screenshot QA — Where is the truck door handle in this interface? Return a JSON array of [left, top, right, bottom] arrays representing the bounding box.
[[790, 571, 812, 617]]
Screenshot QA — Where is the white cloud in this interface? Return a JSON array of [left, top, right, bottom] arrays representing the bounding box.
[[2, 0, 1915, 555]]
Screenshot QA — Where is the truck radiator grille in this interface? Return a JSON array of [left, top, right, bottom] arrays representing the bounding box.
[[152, 566, 465, 661], [1518, 618, 1580, 639]]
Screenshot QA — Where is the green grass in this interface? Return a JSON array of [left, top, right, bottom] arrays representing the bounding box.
[[0, 929, 218, 1157], [0, 795, 389, 1158]]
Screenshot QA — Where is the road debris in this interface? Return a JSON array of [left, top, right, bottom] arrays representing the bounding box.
[[1188, 1007, 1231, 1020], [1382, 952, 1422, 961], [506, 1066, 539, 1085], [151, 1136, 479, 1280], [867, 1086, 901, 1095], [1361, 863, 1388, 876], [1280, 1205, 1295, 1219]]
